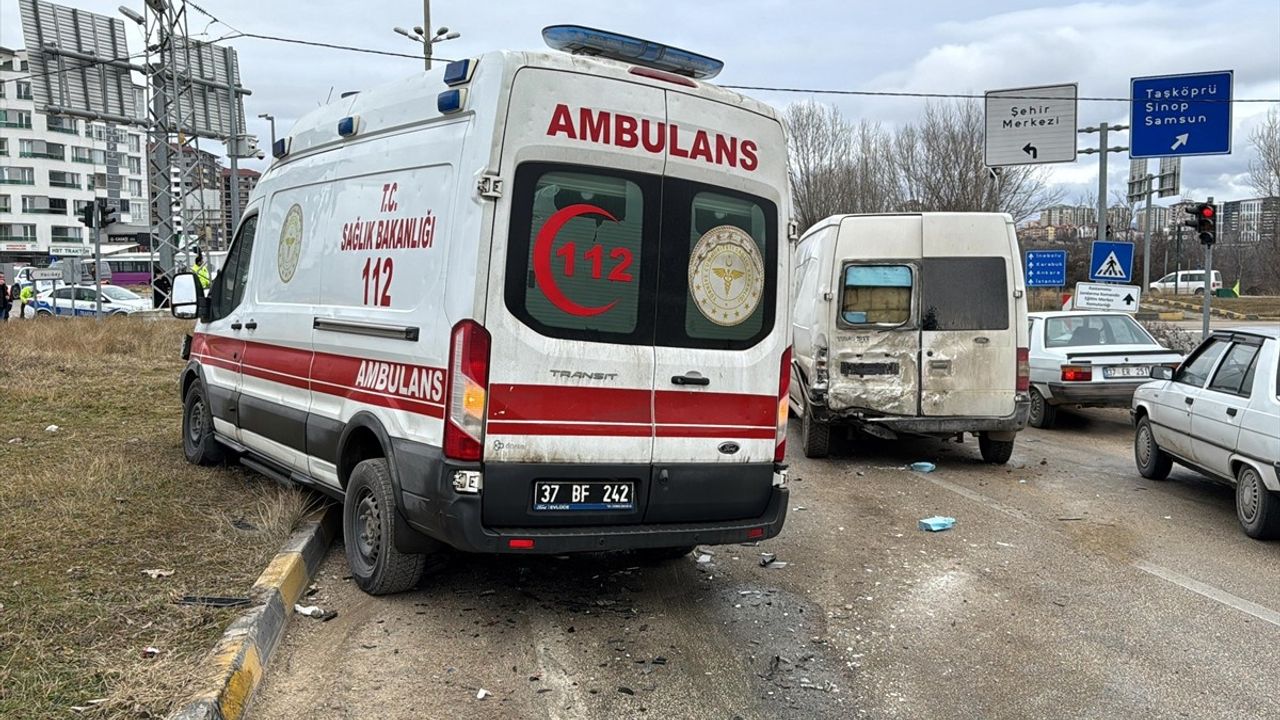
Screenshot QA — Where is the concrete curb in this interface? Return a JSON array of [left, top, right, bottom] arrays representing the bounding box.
[[168, 504, 339, 720]]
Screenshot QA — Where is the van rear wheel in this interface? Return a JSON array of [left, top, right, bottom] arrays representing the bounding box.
[[801, 409, 830, 459], [344, 459, 425, 595], [978, 433, 1014, 464]]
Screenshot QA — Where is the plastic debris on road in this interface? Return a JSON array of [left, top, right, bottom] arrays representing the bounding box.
[[141, 568, 174, 579], [141, 646, 160, 659], [476, 688, 491, 700], [294, 604, 323, 617], [918, 516, 956, 532], [45, 424, 60, 433], [909, 461, 936, 473]]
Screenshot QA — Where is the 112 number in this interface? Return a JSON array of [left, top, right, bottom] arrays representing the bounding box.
[[361, 257, 393, 306], [554, 242, 633, 282]]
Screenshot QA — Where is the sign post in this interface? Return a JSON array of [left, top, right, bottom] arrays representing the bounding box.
[[1025, 250, 1068, 287], [1130, 71, 1233, 159], [1073, 282, 1142, 313], [1089, 241, 1135, 283], [984, 83, 1079, 167]]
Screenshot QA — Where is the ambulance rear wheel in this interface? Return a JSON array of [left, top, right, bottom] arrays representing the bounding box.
[[344, 459, 425, 595], [801, 409, 830, 459], [978, 433, 1015, 465]]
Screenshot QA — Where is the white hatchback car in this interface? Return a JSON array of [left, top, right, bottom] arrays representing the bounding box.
[[1132, 326, 1280, 539], [1027, 311, 1181, 429]]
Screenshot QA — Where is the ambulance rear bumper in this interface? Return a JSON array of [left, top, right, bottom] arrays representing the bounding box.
[[391, 440, 789, 554]]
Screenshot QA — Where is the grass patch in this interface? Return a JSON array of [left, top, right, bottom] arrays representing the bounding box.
[[0, 318, 316, 718], [1149, 294, 1280, 317]]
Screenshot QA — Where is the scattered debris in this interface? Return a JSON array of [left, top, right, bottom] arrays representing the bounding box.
[[141, 568, 174, 579], [476, 688, 491, 700], [909, 461, 936, 473], [294, 604, 325, 618], [696, 553, 714, 564], [617, 686, 635, 696], [141, 646, 161, 659], [794, 505, 807, 511], [759, 553, 777, 567], [918, 516, 956, 532], [69, 699, 107, 713], [320, 610, 338, 621], [6, 437, 20, 444], [177, 595, 250, 608], [995, 541, 1014, 548], [652, 656, 667, 665], [1057, 516, 1084, 522], [45, 424, 60, 433]]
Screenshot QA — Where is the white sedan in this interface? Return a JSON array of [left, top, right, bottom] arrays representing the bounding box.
[[30, 284, 151, 317], [1027, 311, 1182, 429], [1133, 326, 1280, 539]]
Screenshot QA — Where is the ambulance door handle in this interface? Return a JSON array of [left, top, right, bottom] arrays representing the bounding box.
[[672, 372, 710, 387], [244, 321, 258, 330]]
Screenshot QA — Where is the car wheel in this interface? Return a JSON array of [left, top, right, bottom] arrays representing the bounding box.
[[35, 308, 52, 317], [1235, 464, 1280, 540], [344, 458, 425, 595], [182, 379, 225, 466], [978, 433, 1014, 464], [1193, 288, 1204, 295], [1028, 387, 1057, 429], [801, 406, 830, 459], [1133, 415, 1172, 480]]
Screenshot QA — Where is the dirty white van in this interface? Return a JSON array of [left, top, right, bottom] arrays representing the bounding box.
[[169, 26, 794, 595], [789, 213, 1030, 462]]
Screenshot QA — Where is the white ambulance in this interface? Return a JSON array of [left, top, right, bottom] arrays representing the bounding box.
[[170, 26, 794, 595], [789, 213, 1030, 462]]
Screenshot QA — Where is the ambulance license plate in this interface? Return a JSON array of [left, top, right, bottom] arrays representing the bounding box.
[[532, 481, 635, 512]]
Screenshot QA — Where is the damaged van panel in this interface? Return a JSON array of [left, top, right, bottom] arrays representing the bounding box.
[[827, 332, 919, 415], [920, 330, 1015, 417]]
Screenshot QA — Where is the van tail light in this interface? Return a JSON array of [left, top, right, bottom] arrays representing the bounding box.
[[1016, 347, 1030, 392], [444, 319, 491, 461], [775, 346, 792, 463], [1061, 365, 1092, 382]]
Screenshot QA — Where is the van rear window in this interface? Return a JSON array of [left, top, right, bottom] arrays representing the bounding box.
[[842, 265, 913, 326], [921, 257, 1009, 331]]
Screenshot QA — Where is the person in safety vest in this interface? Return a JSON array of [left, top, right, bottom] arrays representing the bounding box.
[[192, 250, 211, 290]]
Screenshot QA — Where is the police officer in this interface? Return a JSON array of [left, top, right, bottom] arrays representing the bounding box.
[[192, 250, 211, 290]]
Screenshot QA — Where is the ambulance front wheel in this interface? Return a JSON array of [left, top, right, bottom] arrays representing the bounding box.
[[344, 458, 425, 595]]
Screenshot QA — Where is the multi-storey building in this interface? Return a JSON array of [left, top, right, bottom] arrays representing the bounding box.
[[221, 167, 260, 240], [0, 46, 148, 265], [1220, 197, 1280, 245]]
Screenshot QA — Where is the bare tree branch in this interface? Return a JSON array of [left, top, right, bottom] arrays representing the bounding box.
[[1248, 107, 1280, 198]]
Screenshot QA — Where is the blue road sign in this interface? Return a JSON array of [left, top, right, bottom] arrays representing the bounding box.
[[1025, 250, 1068, 287], [1130, 71, 1233, 159], [1089, 241, 1135, 283]]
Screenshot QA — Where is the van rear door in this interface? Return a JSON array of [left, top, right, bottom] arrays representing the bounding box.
[[919, 215, 1018, 417], [826, 215, 923, 417], [482, 68, 665, 526]]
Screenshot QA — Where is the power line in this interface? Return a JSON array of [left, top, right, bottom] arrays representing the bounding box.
[[720, 84, 1280, 104]]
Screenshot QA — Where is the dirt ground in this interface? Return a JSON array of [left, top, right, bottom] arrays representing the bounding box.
[[0, 318, 311, 719], [253, 408, 1279, 720]]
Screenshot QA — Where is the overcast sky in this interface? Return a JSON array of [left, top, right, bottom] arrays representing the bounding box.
[[3, 0, 1278, 213]]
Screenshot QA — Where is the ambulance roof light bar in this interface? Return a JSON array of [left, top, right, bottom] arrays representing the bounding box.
[[541, 25, 724, 80]]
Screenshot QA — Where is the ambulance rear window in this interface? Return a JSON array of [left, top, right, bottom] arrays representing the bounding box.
[[505, 165, 657, 343]]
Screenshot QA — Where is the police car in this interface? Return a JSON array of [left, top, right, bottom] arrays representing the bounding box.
[[31, 284, 150, 317], [169, 26, 795, 595]]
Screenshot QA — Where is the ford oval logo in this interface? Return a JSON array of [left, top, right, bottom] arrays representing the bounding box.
[[718, 441, 740, 455]]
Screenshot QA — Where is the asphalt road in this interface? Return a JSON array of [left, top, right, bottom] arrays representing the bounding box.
[[254, 409, 1280, 720]]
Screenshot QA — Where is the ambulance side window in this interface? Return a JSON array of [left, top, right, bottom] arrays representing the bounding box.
[[505, 164, 657, 344], [209, 215, 258, 321]]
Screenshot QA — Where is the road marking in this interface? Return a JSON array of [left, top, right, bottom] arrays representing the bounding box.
[[1134, 561, 1280, 629], [921, 474, 1031, 523]]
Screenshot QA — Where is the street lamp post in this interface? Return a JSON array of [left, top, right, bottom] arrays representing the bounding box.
[[258, 113, 276, 148], [393, 5, 460, 72]]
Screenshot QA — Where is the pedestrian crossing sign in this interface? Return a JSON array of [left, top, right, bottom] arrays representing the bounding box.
[[1088, 241, 1134, 283]]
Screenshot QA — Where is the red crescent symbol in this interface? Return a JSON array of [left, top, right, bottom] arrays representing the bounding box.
[[533, 203, 619, 317]]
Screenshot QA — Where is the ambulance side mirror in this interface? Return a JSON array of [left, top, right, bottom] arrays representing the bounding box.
[[170, 272, 205, 320]]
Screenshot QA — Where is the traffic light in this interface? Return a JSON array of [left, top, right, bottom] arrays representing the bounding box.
[[78, 202, 96, 227], [1184, 203, 1216, 244], [96, 199, 119, 227]]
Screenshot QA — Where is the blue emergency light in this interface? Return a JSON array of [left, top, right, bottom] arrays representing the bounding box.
[[272, 137, 290, 159], [438, 88, 467, 114], [542, 25, 723, 80], [443, 59, 475, 86], [337, 115, 360, 137]]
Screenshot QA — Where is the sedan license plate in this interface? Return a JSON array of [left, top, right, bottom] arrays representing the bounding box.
[[533, 481, 635, 512], [1103, 365, 1151, 379]]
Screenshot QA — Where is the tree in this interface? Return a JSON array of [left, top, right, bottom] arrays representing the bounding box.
[[1248, 107, 1280, 198], [783, 102, 897, 229]]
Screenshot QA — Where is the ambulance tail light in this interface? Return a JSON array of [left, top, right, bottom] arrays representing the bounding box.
[[776, 346, 792, 463], [444, 320, 491, 461], [1016, 347, 1030, 392]]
